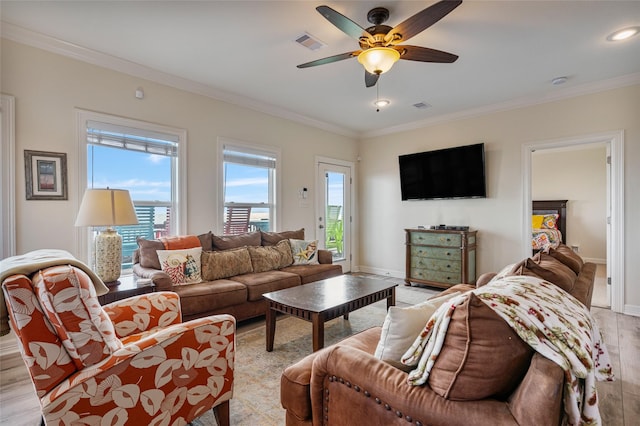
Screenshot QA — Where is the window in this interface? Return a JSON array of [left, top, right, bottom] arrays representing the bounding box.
[[77, 110, 186, 271], [220, 140, 279, 234]]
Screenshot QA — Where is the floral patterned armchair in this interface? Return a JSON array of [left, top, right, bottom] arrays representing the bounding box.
[[2, 264, 235, 426]]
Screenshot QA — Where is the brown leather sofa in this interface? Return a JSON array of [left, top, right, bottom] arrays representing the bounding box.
[[280, 244, 595, 426], [133, 229, 342, 323]]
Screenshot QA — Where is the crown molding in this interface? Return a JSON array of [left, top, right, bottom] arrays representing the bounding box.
[[3, 21, 638, 141], [362, 72, 640, 139], [1, 21, 357, 139]]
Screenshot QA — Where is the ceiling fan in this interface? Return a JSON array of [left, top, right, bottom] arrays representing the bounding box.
[[297, 0, 462, 87]]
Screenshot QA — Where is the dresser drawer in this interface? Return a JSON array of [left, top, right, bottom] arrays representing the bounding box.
[[410, 232, 461, 247], [411, 257, 461, 273], [411, 246, 461, 261], [410, 267, 461, 284]]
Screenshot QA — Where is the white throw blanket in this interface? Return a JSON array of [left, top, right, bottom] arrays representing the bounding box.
[[0, 249, 110, 334], [401, 276, 614, 426]]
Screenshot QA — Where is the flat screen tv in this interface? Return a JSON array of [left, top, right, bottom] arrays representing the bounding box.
[[399, 143, 486, 200]]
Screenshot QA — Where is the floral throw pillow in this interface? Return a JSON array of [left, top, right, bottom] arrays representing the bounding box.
[[157, 247, 202, 285], [289, 239, 319, 265]]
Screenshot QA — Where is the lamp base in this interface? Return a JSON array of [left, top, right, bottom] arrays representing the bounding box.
[[94, 228, 122, 283]]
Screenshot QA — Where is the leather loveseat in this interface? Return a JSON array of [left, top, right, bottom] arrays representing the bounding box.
[[280, 244, 597, 426], [133, 229, 342, 323]]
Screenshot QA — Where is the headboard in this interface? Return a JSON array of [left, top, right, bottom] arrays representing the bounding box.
[[533, 199, 568, 244]]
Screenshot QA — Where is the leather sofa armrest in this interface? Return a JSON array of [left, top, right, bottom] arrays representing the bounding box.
[[476, 272, 497, 287], [317, 249, 333, 264], [310, 346, 519, 426], [508, 353, 564, 425], [132, 263, 174, 292]]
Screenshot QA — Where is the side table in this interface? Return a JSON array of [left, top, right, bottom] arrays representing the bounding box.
[[98, 275, 155, 305]]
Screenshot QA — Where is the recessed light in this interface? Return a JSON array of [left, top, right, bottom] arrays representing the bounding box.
[[374, 99, 390, 108], [551, 76, 568, 85], [606, 26, 640, 42]]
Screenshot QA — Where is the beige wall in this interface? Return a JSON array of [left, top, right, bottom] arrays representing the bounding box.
[[532, 146, 607, 262], [358, 85, 640, 311], [1, 39, 358, 258]]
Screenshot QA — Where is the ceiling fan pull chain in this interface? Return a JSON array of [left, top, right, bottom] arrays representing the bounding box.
[[376, 81, 380, 112]]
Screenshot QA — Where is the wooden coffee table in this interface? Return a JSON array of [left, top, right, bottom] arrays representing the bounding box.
[[263, 275, 396, 352]]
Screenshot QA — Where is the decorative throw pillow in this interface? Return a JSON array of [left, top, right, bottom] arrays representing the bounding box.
[[247, 240, 294, 273], [157, 247, 203, 285], [136, 237, 164, 269], [212, 231, 261, 251], [546, 244, 584, 275], [374, 291, 462, 368], [289, 239, 319, 265], [201, 248, 254, 281], [261, 229, 305, 246], [427, 293, 534, 400], [510, 253, 577, 293], [159, 234, 202, 250]]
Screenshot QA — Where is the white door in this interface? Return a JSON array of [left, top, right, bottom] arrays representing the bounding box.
[[317, 161, 351, 272]]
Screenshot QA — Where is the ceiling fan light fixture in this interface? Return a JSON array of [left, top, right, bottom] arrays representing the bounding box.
[[374, 99, 390, 108], [606, 26, 640, 42], [357, 47, 400, 75]]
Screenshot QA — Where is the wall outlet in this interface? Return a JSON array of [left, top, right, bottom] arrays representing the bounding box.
[[570, 245, 580, 253]]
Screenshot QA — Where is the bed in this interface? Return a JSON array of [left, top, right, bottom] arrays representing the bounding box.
[[532, 199, 567, 252]]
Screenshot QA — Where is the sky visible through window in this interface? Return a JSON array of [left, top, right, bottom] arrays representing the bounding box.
[[90, 146, 344, 225]]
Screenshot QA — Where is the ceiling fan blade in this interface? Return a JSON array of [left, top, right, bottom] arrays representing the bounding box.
[[385, 0, 462, 44], [365, 71, 379, 88], [316, 5, 375, 43], [396, 45, 458, 63], [297, 51, 360, 69]]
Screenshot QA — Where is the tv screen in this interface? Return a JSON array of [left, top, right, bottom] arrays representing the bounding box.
[[399, 143, 486, 200]]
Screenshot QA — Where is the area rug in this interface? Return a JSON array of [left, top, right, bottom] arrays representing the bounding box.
[[192, 283, 439, 425]]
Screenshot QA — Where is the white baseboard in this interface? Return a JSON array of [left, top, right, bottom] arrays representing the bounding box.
[[624, 304, 640, 317], [357, 265, 405, 279]]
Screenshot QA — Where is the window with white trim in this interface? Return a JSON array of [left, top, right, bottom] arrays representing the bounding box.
[[79, 112, 185, 271], [222, 142, 279, 234]]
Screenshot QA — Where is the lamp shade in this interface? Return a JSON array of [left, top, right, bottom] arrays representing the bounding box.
[[75, 188, 138, 227], [357, 47, 401, 75]]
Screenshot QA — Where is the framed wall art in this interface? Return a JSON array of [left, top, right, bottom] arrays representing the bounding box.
[[24, 150, 68, 200]]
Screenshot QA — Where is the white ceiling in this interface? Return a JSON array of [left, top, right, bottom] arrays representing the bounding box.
[[2, 1, 639, 137]]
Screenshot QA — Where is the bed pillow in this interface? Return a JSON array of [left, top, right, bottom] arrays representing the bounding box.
[[539, 214, 559, 229], [289, 239, 319, 265], [157, 247, 203, 285], [531, 215, 544, 229]]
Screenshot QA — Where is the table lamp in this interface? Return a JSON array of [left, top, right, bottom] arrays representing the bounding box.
[[75, 188, 138, 284]]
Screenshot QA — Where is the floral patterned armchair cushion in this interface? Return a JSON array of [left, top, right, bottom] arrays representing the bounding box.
[[2, 265, 235, 426]]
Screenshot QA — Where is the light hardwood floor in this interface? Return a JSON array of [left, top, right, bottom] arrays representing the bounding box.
[[1, 286, 638, 425]]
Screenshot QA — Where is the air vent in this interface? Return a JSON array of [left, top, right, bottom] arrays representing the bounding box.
[[413, 102, 432, 109], [295, 32, 326, 51]]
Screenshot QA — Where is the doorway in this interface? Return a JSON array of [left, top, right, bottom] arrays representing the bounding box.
[[316, 158, 353, 272], [522, 131, 624, 313]]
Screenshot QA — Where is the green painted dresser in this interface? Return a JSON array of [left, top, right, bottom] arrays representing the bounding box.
[[404, 228, 477, 288]]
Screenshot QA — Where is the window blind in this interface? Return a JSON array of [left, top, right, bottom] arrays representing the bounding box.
[[87, 120, 178, 157], [224, 145, 276, 169]]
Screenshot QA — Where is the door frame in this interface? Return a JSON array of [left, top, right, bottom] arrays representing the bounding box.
[[1, 94, 16, 258], [315, 156, 355, 273], [522, 130, 624, 313]]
